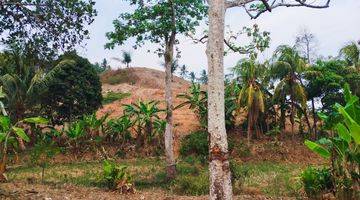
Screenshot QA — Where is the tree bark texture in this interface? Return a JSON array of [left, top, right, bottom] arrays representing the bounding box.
[[164, 36, 176, 180], [207, 1, 233, 199]]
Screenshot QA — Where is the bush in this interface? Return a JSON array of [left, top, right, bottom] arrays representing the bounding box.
[[102, 160, 135, 193], [230, 161, 250, 194], [102, 92, 130, 105], [41, 52, 102, 125], [179, 131, 208, 158], [301, 166, 333, 199]]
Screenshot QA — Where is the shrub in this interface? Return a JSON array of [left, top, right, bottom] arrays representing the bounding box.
[[102, 92, 130, 105], [179, 131, 208, 158], [171, 163, 208, 196], [102, 160, 135, 193], [230, 161, 250, 194], [41, 52, 102, 125], [301, 167, 333, 199]]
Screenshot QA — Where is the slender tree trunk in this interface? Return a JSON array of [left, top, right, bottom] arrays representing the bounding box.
[[311, 98, 317, 140], [207, 1, 232, 199], [163, 0, 177, 180], [164, 39, 176, 180], [247, 112, 252, 145]]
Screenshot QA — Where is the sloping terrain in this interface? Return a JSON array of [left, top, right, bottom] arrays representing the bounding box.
[[98, 67, 201, 153]]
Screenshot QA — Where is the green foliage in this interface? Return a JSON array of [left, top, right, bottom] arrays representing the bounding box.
[[29, 132, 61, 183], [41, 52, 102, 124], [102, 160, 135, 193], [102, 92, 130, 105], [122, 51, 132, 68], [105, 0, 207, 55], [340, 42, 360, 68], [123, 100, 165, 148], [0, 0, 97, 59], [0, 114, 48, 180], [301, 167, 333, 199], [176, 83, 207, 128], [106, 115, 133, 143], [304, 84, 360, 199], [171, 171, 209, 196], [179, 131, 208, 158], [93, 59, 110, 74]]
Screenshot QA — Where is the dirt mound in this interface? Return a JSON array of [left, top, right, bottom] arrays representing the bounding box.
[[98, 67, 201, 155]]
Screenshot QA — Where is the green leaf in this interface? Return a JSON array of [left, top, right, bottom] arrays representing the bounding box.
[[349, 122, 360, 145], [304, 140, 331, 159], [336, 123, 351, 143], [23, 117, 49, 124], [0, 116, 10, 131], [12, 127, 30, 142], [0, 132, 5, 142], [317, 112, 328, 121]]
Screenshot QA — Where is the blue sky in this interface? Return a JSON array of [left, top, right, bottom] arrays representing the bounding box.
[[76, 0, 360, 74]]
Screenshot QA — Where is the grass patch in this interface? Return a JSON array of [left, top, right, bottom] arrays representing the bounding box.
[[7, 158, 305, 197], [102, 92, 130, 105], [101, 69, 135, 85]]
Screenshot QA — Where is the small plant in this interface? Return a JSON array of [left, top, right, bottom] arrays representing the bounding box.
[[0, 116, 48, 182], [230, 161, 250, 194], [103, 160, 135, 194], [64, 120, 86, 149], [29, 132, 61, 183], [180, 131, 208, 159], [171, 163, 209, 196], [301, 166, 334, 199], [123, 100, 164, 148], [106, 115, 133, 144], [176, 83, 208, 128]]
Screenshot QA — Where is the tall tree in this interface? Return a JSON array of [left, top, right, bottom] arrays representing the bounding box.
[[232, 58, 267, 144], [271, 45, 308, 138], [295, 28, 319, 136], [340, 42, 360, 69], [0, 0, 97, 59], [189, 71, 196, 83], [199, 69, 208, 84], [179, 65, 188, 79], [205, 1, 330, 199], [295, 28, 318, 64], [122, 51, 132, 68], [105, 0, 206, 179]]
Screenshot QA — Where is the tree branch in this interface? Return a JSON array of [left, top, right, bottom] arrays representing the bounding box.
[[227, 0, 331, 19]]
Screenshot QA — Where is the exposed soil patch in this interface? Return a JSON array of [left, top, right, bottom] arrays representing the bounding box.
[[0, 182, 296, 200]]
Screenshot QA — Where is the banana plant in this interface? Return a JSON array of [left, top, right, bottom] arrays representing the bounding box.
[[0, 116, 48, 182], [107, 115, 133, 144], [175, 83, 208, 128], [304, 84, 360, 199], [82, 113, 110, 136], [123, 100, 164, 147]]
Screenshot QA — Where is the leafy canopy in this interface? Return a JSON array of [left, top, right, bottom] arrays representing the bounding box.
[[0, 0, 97, 58], [105, 0, 207, 55]]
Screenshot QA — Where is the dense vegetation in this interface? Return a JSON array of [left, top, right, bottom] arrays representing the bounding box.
[[0, 0, 359, 200]]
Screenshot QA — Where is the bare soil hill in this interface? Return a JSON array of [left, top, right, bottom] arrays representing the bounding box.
[[98, 67, 201, 154]]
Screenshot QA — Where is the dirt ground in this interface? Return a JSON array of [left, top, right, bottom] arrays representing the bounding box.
[[0, 182, 296, 200]]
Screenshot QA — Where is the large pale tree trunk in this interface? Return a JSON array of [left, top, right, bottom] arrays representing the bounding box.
[[207, 1, 233, 199], [164, 38, 176, 180], [163, 0, 177, 180]]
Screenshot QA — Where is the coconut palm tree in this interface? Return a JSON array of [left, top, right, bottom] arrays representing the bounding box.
[[271, 45, 307, 138], [199, 69, 208, 84], [179, 65, 188, 79], [189, 71, 196, 83], [340, 42, 360, 69], [232, 58, 267, 144], [122, 51, 132, 68]]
